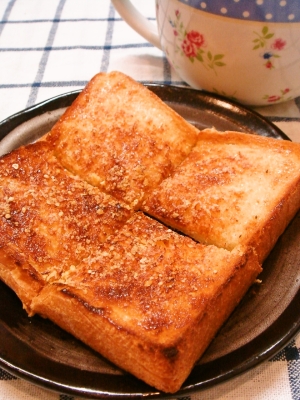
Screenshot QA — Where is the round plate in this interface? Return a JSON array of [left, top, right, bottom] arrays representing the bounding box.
[[0, 86, 298, 399]]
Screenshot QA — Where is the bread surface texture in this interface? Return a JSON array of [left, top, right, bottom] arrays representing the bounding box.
[[46, 71, 199, 208], [31, 212, 261, 393], [142, 129, 300, 263], [0, 140, 132, 313], [0, 72, 299, 394]]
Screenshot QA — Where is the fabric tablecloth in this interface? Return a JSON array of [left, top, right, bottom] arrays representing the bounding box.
[[0, 1, 299, 399]]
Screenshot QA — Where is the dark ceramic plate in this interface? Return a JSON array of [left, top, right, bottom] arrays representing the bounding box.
[[0, 86, 299, 399]]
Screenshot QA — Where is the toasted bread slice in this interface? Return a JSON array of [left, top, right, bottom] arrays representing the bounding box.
[[31, 212, 261, 393], [1, 71, 298, 394], [0, 141, 132, 313], [142, 129, 300, 263], [45, 71, 199, 208]]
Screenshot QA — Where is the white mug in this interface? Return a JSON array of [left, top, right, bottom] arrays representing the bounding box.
[[112, 0, 300, 106]]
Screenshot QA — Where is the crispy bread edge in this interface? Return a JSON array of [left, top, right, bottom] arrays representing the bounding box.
[[209, 130, 300, 263], [31, 246, 261, 393], [143, 129, 300, 264]]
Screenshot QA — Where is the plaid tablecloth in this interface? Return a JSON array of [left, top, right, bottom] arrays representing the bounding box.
[[0, 1, 299, 399]]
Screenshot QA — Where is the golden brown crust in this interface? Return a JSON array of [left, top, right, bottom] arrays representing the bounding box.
[[32, 213, 261, 393], [142, 129, 300, 263], [46, 71, 199, 208], [0, 73, 300, 393], [0, 141, 132, 311]]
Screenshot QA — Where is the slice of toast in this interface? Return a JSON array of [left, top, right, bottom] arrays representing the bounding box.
[[45, 71, 199, 208], [0, 140, 132, 314], [31, 212, 261, 393], [142, 129, 300, 263], [0, 72, 299, 394]]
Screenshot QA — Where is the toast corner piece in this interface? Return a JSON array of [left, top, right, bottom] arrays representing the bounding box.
[[0, 140, 133, 314], [46, 71, 200, 208], [143, 129, 300, 263], [31, 214, 261, 393]]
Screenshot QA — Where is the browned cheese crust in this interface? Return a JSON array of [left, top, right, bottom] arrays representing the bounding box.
[[31, 212, 261, 393], [142, 129, 300, 263], [0, 140, 132, 313], [45, 71, 199, 208]]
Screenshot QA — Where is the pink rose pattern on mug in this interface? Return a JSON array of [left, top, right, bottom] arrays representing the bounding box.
[[169, 10, 226, 75]]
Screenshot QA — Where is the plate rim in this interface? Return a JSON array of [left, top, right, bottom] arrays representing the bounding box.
[[0, 85, 290, 142]]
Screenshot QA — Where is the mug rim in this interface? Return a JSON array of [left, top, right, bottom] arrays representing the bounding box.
[[175, 0, 300, 23]]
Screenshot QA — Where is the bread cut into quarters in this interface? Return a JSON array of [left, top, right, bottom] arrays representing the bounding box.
[[0, 71, 299, 393]]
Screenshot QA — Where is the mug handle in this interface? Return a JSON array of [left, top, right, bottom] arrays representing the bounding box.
[[111, 0, 162, 49]]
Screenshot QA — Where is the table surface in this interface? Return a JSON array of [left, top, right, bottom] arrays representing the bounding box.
[[0, 1, 299, 399]]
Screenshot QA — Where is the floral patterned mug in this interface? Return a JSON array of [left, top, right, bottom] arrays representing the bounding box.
[[112, 0, 300, 106]]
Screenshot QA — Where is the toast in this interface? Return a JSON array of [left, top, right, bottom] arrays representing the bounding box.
[[142, 129, 300, 263], [0, 72, 299, 393], [45, 71, 200, 208], [31, 212, 261, 393], [0, 140, 132, 314]]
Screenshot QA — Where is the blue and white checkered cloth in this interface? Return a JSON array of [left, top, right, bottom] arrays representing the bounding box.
[[0, 1, 299, 399]]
